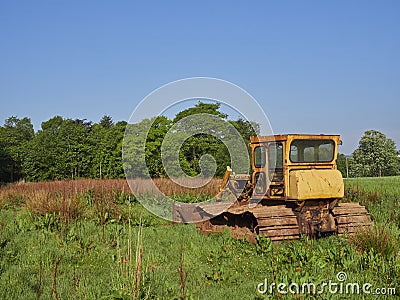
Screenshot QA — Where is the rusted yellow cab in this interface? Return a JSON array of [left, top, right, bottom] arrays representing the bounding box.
[[250, 134, 344, 201], [197, 134, 371, 242]]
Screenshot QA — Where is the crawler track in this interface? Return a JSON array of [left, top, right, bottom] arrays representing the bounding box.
[[194, 203, 301, 242], [193, 201, 371, 243], [251, 205, 300, 241], [332, 202, 371, 235]]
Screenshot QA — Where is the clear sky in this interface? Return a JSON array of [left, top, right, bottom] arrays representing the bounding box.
[[1, 1, 399, 154]]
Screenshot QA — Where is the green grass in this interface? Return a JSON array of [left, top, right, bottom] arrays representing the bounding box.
[[0, 178, 399, 299], [1, 208, 399, 299], [345, 176, 400, 197], [344, 176, 400, 226]]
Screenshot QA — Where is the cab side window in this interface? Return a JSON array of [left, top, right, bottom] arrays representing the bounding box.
[[268, 142, 283, 181], [254, 146, 266, 168]]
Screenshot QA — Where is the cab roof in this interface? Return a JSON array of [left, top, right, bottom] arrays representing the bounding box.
[[250, 134, 341, 144]]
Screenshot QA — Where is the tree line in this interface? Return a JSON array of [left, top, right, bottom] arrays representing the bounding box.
[[0, 102, 398, 183], [0, 102, 258, 182], [0, 115, 126, 182]]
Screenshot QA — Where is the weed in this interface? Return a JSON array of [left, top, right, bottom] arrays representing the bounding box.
[[255, 234, 272, 255], [37, 259, 43, 299], [349, 223, 399, 260], [52, 258, 61, 300], [178, 245, 189, 300], [73, 266, 81, 300], [133, 219, 143, 299]]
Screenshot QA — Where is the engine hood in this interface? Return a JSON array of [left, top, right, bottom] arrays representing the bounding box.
[[288, 169, 344, 200]]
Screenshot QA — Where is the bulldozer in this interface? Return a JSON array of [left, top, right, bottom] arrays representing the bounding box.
[[174, 134, 371, 242]]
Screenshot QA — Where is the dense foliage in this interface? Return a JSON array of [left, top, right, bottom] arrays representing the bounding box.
[[352, 130, 400, 177], [0, 115, 128, 182], [1, 107, 398, 182], [0, 102, 257, 183], [0, 117, 34, 182], [337, 130, 400, 178]]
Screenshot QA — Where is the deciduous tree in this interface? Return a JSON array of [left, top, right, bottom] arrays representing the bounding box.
[[0, 116, 34, 181], [352, 130, 399, 177]]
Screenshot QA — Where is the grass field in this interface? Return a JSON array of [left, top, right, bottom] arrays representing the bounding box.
[[0, 177, 399, 299], [344, 176, 400, 226], [345, 176, 400, 197]]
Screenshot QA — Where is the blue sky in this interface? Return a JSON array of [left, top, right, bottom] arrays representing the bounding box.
[[0, 1, 399, 154]]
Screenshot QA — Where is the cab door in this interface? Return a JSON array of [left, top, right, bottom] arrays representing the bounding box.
[[252, 144, 267, 196], [267, 142, 285, 198]]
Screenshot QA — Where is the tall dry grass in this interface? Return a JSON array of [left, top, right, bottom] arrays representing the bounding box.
[[0, 178, 221, 202], [0, 179, 130, 204], [0, 178, 221, 219]]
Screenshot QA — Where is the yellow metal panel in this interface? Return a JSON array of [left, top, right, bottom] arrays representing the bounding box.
[[219, 166, 232, 192], [288, 169, 344, 200]]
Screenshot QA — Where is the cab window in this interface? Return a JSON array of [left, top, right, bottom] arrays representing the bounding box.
[[268, 142, 283, 169], [254, 172, 266, 194], [254, 146, 266, 168], [290, 139, 334, 162], [268, 142, 283, 181]]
